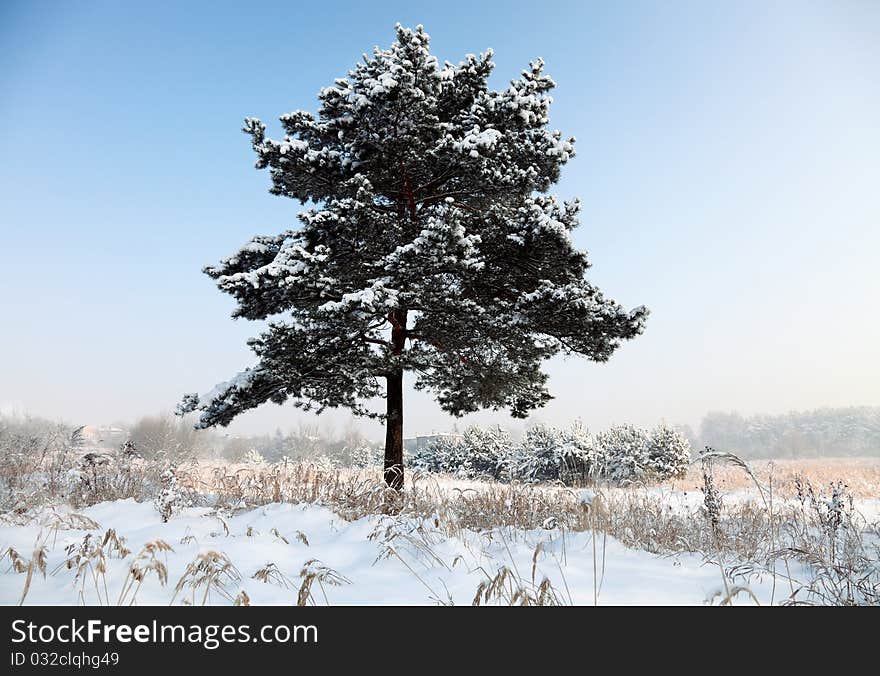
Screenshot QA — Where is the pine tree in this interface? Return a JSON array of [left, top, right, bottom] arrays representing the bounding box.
[[178, 24, 648, 489]]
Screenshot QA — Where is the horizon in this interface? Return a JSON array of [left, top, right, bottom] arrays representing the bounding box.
[[2, 1, 878, 440]]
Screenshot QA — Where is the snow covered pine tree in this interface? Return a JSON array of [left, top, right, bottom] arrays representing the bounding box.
[[178, 25, 648, 489]]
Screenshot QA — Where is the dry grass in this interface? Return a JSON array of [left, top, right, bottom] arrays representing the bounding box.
[[678, 457, 880, 499], [171, 550, 241, 606]]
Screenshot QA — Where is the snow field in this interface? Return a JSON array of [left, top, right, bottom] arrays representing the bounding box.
[[1, 499, 779, 606]]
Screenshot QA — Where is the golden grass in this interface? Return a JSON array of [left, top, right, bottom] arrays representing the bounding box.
[[678, 457, 880, 498]]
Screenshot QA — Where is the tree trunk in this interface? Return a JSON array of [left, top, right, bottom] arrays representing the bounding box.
[[383, 308, 408, 489], [383, 369, 404, 489]]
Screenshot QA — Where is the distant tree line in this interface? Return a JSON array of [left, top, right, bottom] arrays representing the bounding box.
[[682, 407, 880, 458], [216, 421, 369, 464], [127, 416, 369, 464]]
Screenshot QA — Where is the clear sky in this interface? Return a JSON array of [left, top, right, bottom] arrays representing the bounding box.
[[1, 0, 878, 439]]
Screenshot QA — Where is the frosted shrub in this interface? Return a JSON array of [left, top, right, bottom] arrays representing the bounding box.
[[594, 424, 691, 483], [459, 426, 515, 479], [645, 424, 691, 479], [74, 452, 114, 505], [412, 422, 602, 485], [155, 466, 180, 523], [514, 425, 560, 482], [113, 440, 144, 499], [412, 436, 466, 476], [244, 449, 265, 465], [513, 423, 596, 484], [410, 421, 689, 486], [699, 452, 722, 533], [558, 422, 597, 484], [409, 441, 441, 474], [825, 480, 848, 537], [594, 425, 650, 484], [349, 445, 382, 468], [411, 427, 515, 479]]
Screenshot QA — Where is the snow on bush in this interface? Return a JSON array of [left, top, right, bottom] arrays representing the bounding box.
[[412, 422, 691, 485], [244, 449, 265, 465], [410, 439, 442, 475], [411, 435, 467, 476], [513, 423, 594, 484], [645, 424, 691, 479], [154, 466, 180, 523], [459, 426, 515, 479], [348, 445, 383, 468], [411, 427, 515, 480], [593, 425, 650, 484], [594, 424, 690, 483]]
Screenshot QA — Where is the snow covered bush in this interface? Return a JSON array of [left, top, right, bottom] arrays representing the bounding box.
[[411, 427, 515, 479], [645, 424, 691, 479], [111, 440, 145, 500], [348, 445, 383, 468], [594, 425, 650, 484], [459, 426, 516, 479], [411, 435, 466, 476], [74, 452, 114, 505], [409, 421, 690, 485], [244, 448, 265, 465], [406, 421, 689, 485], [513, 423, 595, 484], [593, 424, 691, 483], [155, 466, 180, 523], [513, 425, 561, 482], [557, 422, 598, 484]]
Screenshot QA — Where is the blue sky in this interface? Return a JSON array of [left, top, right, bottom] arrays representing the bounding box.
[[1, 0, 878, 437]]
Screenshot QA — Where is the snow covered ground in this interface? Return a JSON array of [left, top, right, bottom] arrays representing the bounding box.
[[0, 498, 785, 606]]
